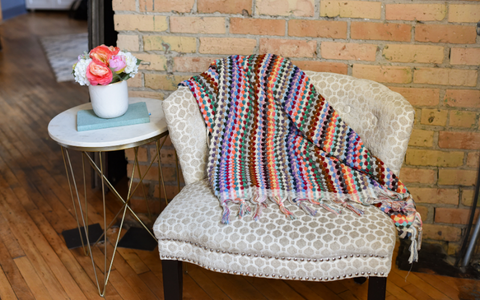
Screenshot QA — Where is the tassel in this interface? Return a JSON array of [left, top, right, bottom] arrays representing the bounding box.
[[408, 227, 418, 264], [308, 198, 321, 205], [252, 194, 267, 221], [272, 196, 296, 220], [291, 198, 317, 216], [221, 200, 230, 224], [320, 201, 342, 215], [237, 198, 251, 218], [343, 203, 364, 216]]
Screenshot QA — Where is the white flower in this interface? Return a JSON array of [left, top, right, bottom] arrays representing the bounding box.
[[73, 58, 91, 86], [119, 51, 139, 78]]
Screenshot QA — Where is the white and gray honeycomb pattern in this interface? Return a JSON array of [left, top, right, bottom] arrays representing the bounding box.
[[158, 71, 414, 280], [154, 179, 396, 280], [162, 86, 208, 185], [306, 71, 415, 175]]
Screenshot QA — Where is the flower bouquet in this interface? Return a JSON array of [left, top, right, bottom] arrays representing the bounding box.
[[73, 45, 141, 118]]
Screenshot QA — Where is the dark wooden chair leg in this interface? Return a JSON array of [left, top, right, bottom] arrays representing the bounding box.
[[354, 277, 367, 284], [368, 276, 387, 300], [162, 260, 183, 300]]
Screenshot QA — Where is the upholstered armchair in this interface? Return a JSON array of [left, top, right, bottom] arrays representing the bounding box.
[[154, 71, 415, 300]]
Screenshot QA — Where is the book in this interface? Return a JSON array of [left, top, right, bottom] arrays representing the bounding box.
[[77, 102, 150, 131]]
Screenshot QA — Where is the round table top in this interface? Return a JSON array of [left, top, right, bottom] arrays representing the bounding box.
[[48, 97, 168, 151]]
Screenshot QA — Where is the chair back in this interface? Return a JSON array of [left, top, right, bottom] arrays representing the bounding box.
[[162, 72, 414, 185]]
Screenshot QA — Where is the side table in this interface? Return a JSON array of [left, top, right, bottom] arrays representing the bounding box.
[[48, 97, 168, 296]]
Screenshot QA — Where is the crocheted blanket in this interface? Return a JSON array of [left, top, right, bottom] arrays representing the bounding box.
[[181, 54, 422, 263]]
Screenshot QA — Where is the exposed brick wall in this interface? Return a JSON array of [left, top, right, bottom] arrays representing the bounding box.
[[114, 0, 480, 256]]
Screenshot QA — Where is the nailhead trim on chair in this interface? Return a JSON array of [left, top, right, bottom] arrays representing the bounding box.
[[160, 238, 387, 261], [160, 254, 387, 281]]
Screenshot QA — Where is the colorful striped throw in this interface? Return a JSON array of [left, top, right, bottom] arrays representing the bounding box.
[[180, 54, 422, 263]]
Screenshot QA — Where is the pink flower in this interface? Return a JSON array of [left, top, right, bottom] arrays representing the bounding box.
[[86, 60, 113, 85], [108, 55, 126, 73]]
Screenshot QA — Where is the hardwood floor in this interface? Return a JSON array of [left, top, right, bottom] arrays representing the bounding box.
[[0, 11, 479, 300]]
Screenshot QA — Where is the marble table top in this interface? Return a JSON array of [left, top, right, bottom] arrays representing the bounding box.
[[48, 97, 167, 151]]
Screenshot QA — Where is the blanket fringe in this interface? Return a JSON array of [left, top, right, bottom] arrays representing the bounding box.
[[221, 200, 230, 224], [290, 198, 317, 216], [251, 193, 268, 221], [320, 200, 342, 215], [272, 196, 296, 220], [236, 198, 251, 218]]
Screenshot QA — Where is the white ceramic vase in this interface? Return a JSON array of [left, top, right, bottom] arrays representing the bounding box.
[[88, 80, 129, 119]]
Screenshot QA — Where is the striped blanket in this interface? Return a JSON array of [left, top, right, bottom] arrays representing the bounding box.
[[181, 54, 422, 262]]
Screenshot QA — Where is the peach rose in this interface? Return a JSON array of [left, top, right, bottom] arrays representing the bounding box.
[[89, 45, 114, 64], [106, 45, 120, 56], [86, 60, 113, 85]]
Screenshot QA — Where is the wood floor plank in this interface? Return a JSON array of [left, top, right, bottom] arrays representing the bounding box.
[[0, 265, 19, 300], [0, 195, 70, 300], [28, 210, 106, 300], [138, 271, 165, 300], [0, 237, 34, 300], [117, 248, 150, 275], [14, 256, 52, 300]]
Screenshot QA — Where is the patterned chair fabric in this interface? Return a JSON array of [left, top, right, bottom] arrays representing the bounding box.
[[155, 72, 415, 282]]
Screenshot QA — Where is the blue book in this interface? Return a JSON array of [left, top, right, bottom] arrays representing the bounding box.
[[77, 102, 150, 132]]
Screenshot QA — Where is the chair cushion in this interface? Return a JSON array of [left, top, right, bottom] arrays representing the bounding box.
[[154, 179, 396, 280]]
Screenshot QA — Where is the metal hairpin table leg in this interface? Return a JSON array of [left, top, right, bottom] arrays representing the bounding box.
[[60, 134, 169, 296]]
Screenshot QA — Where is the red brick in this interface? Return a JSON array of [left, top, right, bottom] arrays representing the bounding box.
[[292, 60, 348, 74], [445, 90, 480, 108], [449, 4, 480, 23], [435, 208, 479, 224], [140, 0, 194, 13], [351, 22, 411, 42], [409, 188, 459, 205], [439, 132, 480, 150], [154, 184, 182, 200], [352, 65, 412, 84], [173, 57, 217, 73], [320, 1, 381, 19], [423, 224, 462, 242], [230, 18, 285, 36], [385, 4, 446, 21], [321, 42, 377, 61], [450, 48, 480, 66], [170, 17, 225, 34], [414, 68, 477, 87], [125, 147, 148, 162], [129, 198, 162, 214], [400, 168, 436, 184], [383, 44, 444, 64], [256, 0, 314, 17], [127, 164, 176, 182], [199, 37, 256, 55], [467, 152, 480, 168], [438, 169, 477, 186], [259, 39, 316, 58], [415, 24, 476, 44], [198, 0, 252, 14], [389, 87, 439, 106], [289, 20, 347, 39]]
